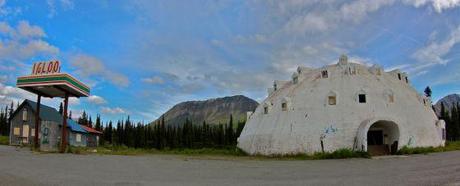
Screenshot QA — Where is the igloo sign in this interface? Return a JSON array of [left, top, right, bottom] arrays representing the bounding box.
[[31, 61, 61, 75]]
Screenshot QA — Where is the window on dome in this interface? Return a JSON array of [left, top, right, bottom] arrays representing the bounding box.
[[328, 96, 336, 105], [321, 70, 328, 78], [293, 76, 298, 84], [389, 94, 394, 103], [281, 102, 287, 111], [358, 94, 366, 103]]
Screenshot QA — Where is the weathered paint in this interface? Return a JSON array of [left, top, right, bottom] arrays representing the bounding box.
[[238, 55, 446, 155]]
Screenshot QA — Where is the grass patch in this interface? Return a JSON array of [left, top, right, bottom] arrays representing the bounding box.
[[66, 146, 369, 160], [397, 141, 460, 155], [262, 149, 370, 160], [0, 136, 8, 145], [67, 146, 248, 157]]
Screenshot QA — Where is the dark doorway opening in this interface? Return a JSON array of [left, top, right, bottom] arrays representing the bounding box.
[[367, 130, 383, 145], [366, 120, 399, 156]]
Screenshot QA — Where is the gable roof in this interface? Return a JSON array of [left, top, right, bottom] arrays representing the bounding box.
[[11, 99, 87, 133], [81, 125, 103, 135]]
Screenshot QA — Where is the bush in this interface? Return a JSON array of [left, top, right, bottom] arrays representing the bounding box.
[[0, 136, 8, 145], [260, 148, 370, 160], [397, 141, 460, 155]]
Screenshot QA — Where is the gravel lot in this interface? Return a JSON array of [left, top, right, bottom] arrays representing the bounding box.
[[0, 145, 460, 186]]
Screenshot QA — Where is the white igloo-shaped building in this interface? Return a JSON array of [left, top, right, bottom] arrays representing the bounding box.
[[238, 55, 446, 155]]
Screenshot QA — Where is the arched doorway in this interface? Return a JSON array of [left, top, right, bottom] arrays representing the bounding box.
[[367, 120, 399, 156]]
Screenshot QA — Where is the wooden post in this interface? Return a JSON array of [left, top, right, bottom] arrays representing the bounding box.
[[60, 93, 69, 153], [34, 95, 41, 149]]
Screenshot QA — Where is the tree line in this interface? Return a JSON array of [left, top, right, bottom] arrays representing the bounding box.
[[92, 115, 245, 149], [439, 102, 460, 141], [0, 102, 14, 136]]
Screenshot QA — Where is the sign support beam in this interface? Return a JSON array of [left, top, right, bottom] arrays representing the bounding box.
[[60, 92, 69, 153], [34, 95, 41, 149]]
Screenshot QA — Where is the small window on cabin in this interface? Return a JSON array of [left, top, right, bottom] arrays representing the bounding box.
[[22, 108, 28, 121], [389, 94, 394, 103], [281, 102, 287, 111], [398, 73, 401, 80], [76, 134, 82, 142], [14, 127, 20, 136], [405, 77, 408, 83], [328, 96, 337, 105], [321, 70, 328, 78], [358, 94, 366, 103], [264, 107, 269, 114]]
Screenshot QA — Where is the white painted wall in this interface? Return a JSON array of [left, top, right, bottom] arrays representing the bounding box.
[[238, 56, 445, 155]]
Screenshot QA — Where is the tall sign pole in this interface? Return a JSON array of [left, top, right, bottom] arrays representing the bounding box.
[[60, 92, 69, 153], [34, 95, 41, 149]]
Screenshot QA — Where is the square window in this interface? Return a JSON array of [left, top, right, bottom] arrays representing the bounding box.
[[281, 103, 287, 111], [358, 94, 366, 103], [76, 134, 82, 142], [321, 70, 328, 78], [14, 127, 20, 136], [22, 109, 28, 121], [328, 96, 336, 105], [389, 95, 394, 103]]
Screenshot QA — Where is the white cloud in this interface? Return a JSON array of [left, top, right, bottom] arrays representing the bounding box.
[[0, 82, 35, 106], [87, 95, 106, 105], [0, 21, 58, 61], [70, 54, 130, 87], [47, 0, 74, 18], [409, 26, 460, 73], [404, 0, 460, 12], [101, 107, 127, 114], [142, 76, 164, 84]]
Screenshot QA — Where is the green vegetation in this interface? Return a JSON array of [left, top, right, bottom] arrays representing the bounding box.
[[67, 146, 248, 157], [439, 101, 460, 141], [0, 135, 8, 145], [397, 141, 460, 155], [264, 149, 370, 160], [66, 146, 370, 160], [0, 102, 13, 137]]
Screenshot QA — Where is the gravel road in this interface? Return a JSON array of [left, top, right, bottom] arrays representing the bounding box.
[[0, 145, 459, 186]]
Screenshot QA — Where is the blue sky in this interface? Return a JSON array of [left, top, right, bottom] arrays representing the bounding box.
[[1, 0, 460, 123]]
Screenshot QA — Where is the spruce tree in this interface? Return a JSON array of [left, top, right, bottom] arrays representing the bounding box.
[[59, 102, 63, 115], [424, 86, 432, 97]]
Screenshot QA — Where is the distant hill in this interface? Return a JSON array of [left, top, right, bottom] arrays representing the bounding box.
[[434, 94, 460, 116], [152, 95, 259, 126]]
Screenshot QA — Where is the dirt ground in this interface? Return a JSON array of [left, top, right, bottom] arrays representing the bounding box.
[[0, 145, 459, 186]]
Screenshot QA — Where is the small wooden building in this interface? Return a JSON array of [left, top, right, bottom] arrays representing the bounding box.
[[9, 100, 92, 151]]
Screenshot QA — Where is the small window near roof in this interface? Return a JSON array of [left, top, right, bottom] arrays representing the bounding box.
[[328, 96, 337, 105], [321, 70, 328, 78], [76, 134, 82, 142], [281, 102, 287, 111], [389, 94, 394, 103], [358, 94, 366, 103], [22, 108, 28, 121], [264, 106, 269, 114]]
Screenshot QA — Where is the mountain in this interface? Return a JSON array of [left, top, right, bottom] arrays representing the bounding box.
[[434, 94, 460, 116], [152, 95, 259, 126]]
